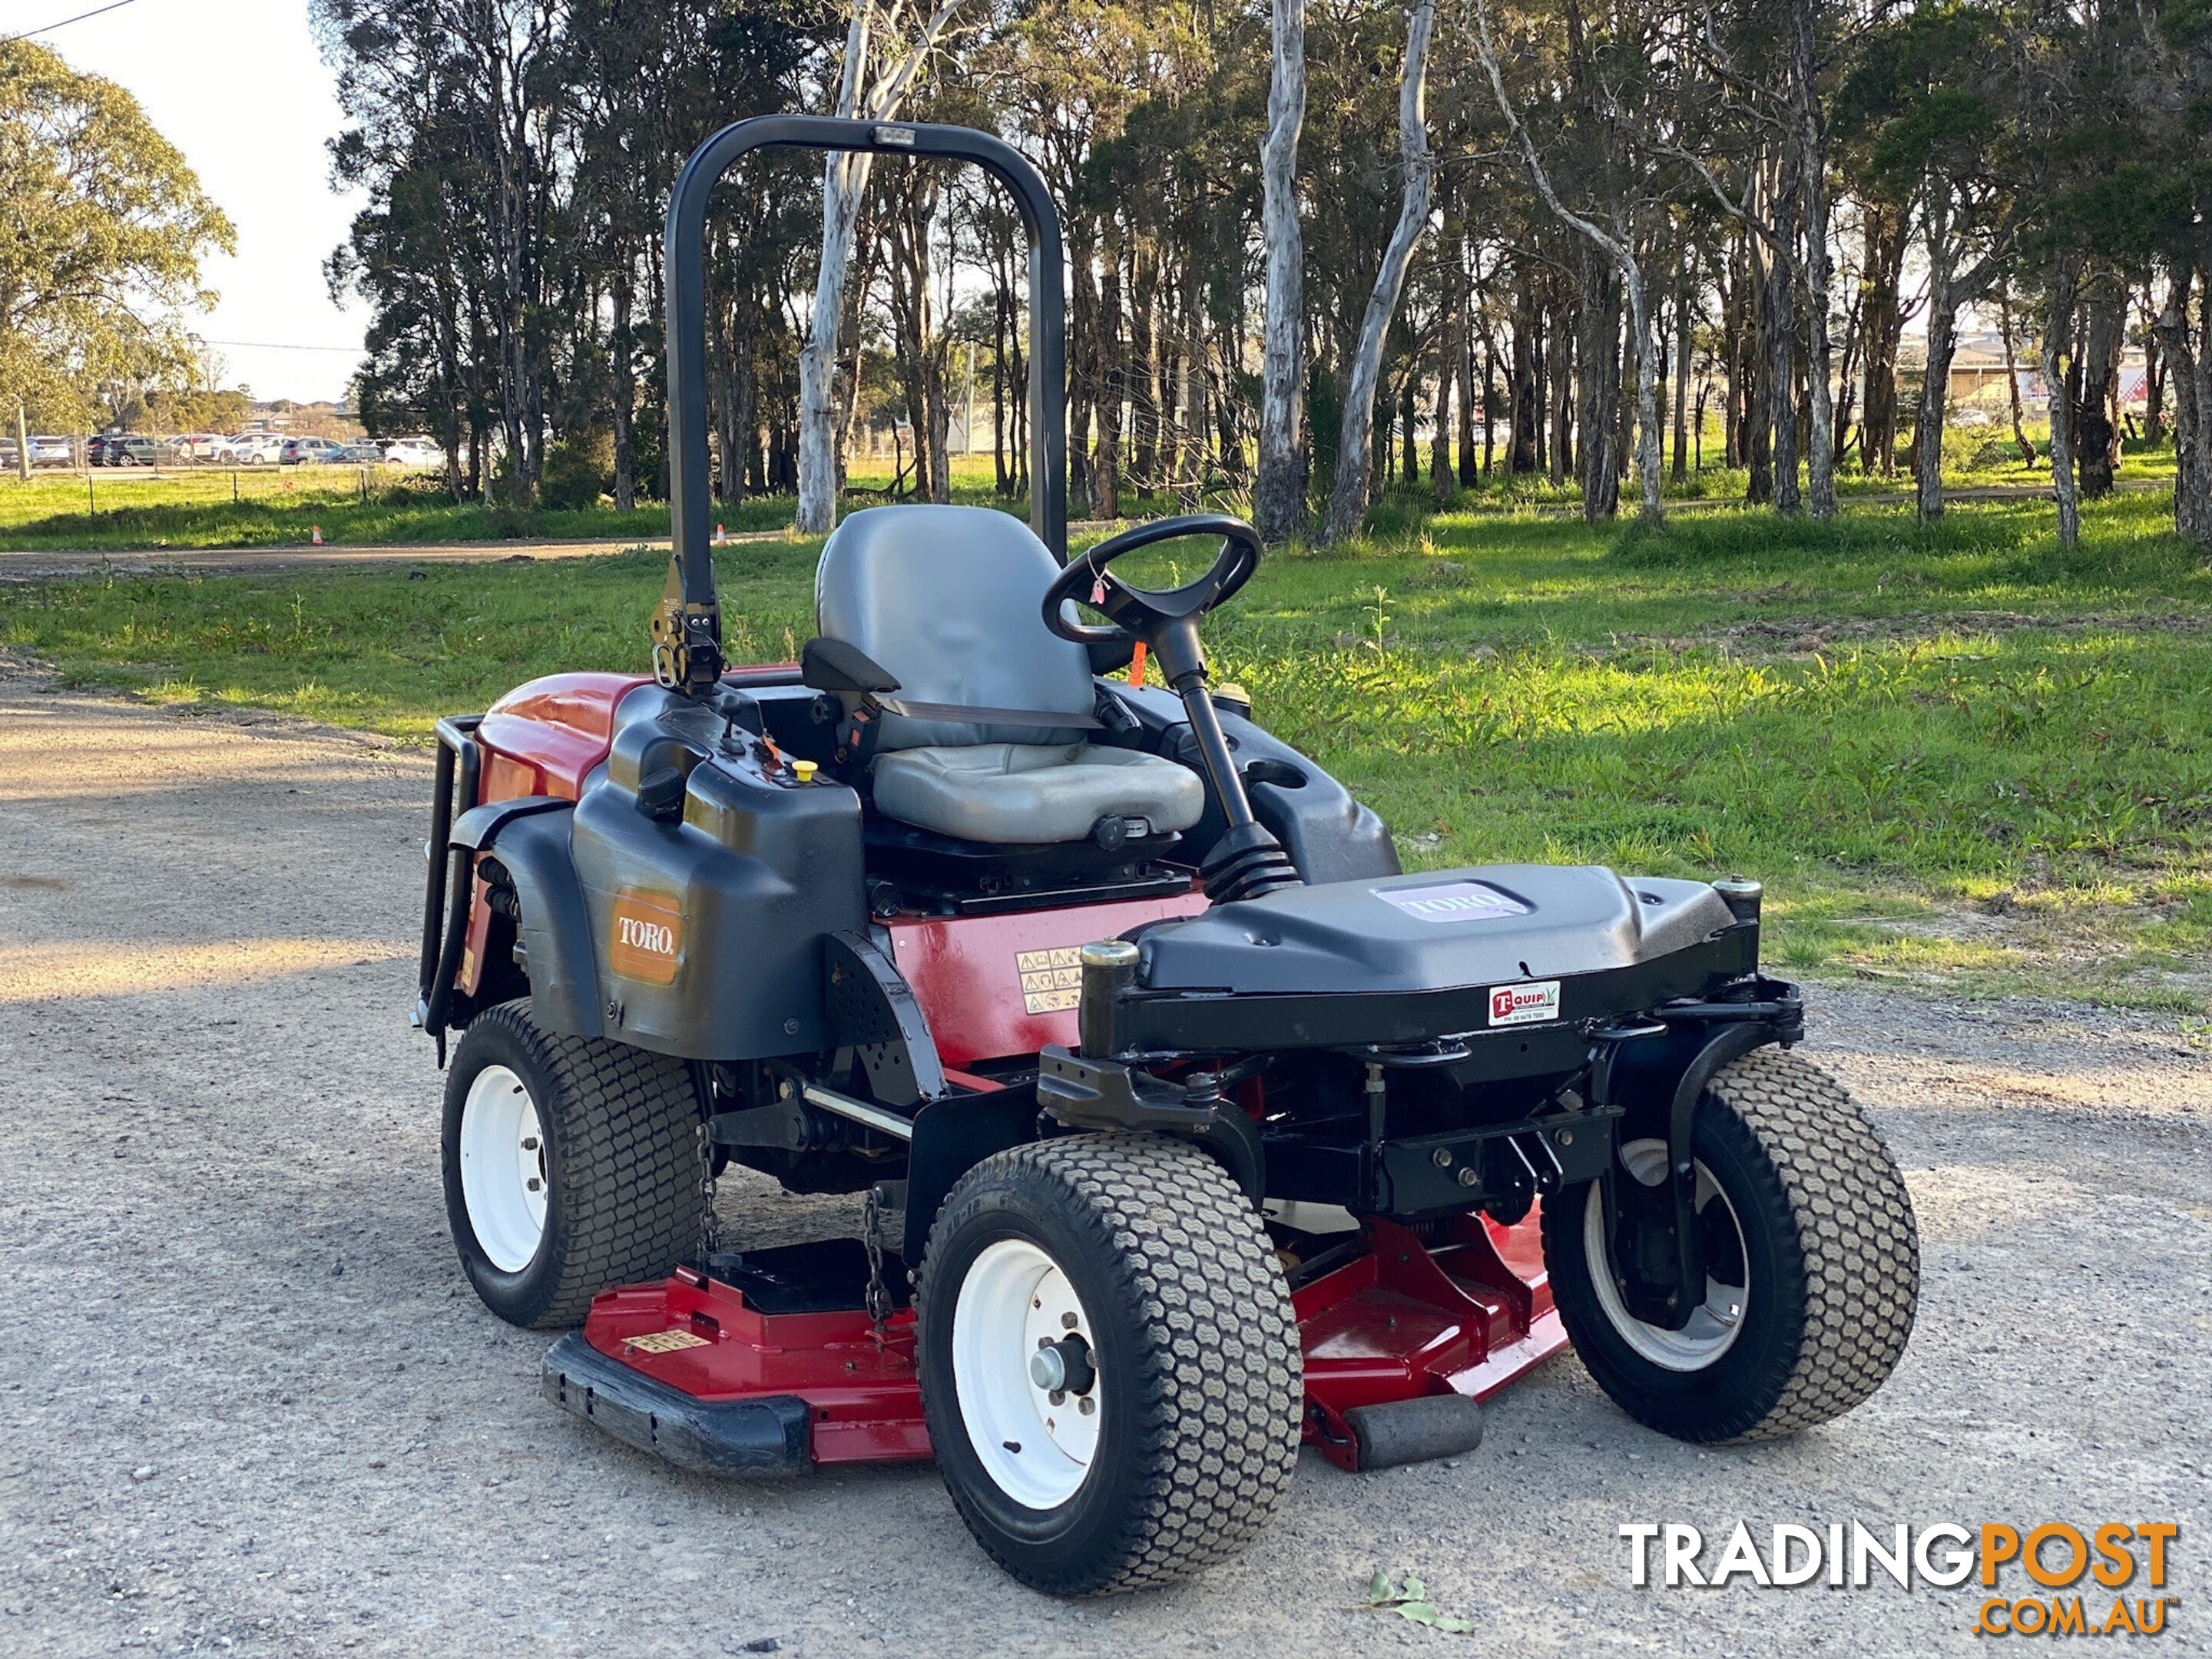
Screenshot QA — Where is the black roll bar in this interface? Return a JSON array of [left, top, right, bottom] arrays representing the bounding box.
[[656, 115, 1070, 694]]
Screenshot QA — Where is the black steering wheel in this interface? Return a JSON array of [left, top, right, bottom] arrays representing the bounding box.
[[1041, 512, 1263, 650]]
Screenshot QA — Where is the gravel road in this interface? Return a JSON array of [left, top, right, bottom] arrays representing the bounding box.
[[1, 664, 2204, 1659]]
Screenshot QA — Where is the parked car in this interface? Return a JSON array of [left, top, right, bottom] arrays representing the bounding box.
[[382, 437, 443, 469], [29, 435, 74, 467], [85, 433, 116, 466], [331, 442, 391, 464], [224, 433, 285, 465], [99, 435, 162, 467], [167, 432, 229, 462], [282, 435, 346, 466]]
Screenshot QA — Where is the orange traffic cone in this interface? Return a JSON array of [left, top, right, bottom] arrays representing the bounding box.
[[714, 522, 727, 546], [311, 525, 323, 545]]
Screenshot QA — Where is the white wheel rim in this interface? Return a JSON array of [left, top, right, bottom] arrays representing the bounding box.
[[459, 1065, 548, 1273], [1585, 1137, 1749, 1371], [951, 1239, 1101, 1510]]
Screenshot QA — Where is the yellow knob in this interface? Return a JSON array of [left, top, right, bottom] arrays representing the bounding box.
[[792, 759, 819, 783]]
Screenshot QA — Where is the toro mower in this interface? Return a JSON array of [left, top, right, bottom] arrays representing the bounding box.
[[412, 116, 1920, 1594]]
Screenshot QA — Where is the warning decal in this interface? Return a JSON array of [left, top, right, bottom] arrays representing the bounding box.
[[623, 1328, 709, 1356], [1016, 946, 1085, 1015]]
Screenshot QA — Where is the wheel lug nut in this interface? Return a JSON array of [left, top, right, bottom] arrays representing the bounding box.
[[1049, 1389, 1066, 1406], [1060, 1312, 1078, 1330], [1078, 1396, 1095, 1416]]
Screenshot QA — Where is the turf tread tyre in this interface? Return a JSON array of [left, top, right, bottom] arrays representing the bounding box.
[[1708, 1048, 1918, 1437], [1545, 1046, 1918, 1442], [916, 1134, 1302, 1594], [443, 999, 708, 1330]]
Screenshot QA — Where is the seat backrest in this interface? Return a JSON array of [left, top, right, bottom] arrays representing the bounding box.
[[815, 505, 1097, 750]]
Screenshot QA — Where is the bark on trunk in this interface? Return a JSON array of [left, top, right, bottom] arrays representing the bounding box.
[[1671, 250, 1691, 483], [1254, 0, 1309, 542], [610, 262, 637, 512], [2076, 273, 2123, 500], [1321, 0, 1435, 543], [1858, 201, 1909, 475], [1789, 0, 1836, 518], [1998, 290, 2035, 467], [2042, 263, 2080, 549]]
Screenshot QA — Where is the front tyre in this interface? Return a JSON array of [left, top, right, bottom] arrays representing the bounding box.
[[916, 1134, 1302, 1594], [440, 1000, 708, 1329], [1543, 1047, 1919, 1442]]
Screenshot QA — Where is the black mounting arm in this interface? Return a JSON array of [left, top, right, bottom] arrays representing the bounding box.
[[658, 115, 1071, 694]]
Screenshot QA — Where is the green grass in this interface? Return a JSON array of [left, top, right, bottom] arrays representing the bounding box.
[[5, 425, 2176, 550], [4, 485, 2206, 1012], [0, 456, 1031, 551]]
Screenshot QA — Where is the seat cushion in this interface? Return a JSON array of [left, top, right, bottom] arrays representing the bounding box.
[[871, 743, 1207, 846]]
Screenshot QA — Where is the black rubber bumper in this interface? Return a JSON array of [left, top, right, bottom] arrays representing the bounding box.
[[542, 1333, 813, 1476]]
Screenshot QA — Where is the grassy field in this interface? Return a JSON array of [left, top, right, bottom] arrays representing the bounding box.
[[0, 430, 2171, 549], [3, 486, 2206, 1014]]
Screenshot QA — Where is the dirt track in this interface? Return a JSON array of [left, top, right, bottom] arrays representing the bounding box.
[[0, 664, 2205, 1658]]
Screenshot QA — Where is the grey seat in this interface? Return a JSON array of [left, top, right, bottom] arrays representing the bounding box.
[[814, 505, 1205, 846]]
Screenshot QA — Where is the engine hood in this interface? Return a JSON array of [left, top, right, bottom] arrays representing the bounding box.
[[1136, 865, 1739, 997]]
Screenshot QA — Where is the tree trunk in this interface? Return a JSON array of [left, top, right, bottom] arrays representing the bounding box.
[[1764, 153, 1802, 514], [1255, 0, 1309, 542], [2142, 280, 2166, 445], [1671, 247, 1691, 483], [1914, 196, 1960, 521], [2042, 262, 2080, 549], [2075, 273, 2123, 499], [1321, 0, 1435, 543], [1547, 292, 1572, 485], [1789, 0, 1835, 518], [1576, 244, 1621, 522], [1131, 253, 1160, 495], [1998, 290, 2035, 466], [1509, 280, 1538, 473], [1094, 224, 1124, 519], [610, 259, 637, 512], [799, 126, 871, 531], [1858, 201, 1909, 475], [2154, 272, 2208, 544]]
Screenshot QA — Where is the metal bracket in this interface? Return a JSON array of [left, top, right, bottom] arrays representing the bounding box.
[[823, 931, 945, 1109]]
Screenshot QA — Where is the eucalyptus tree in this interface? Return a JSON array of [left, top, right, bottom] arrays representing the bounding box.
[[0, 41, 234, 429]]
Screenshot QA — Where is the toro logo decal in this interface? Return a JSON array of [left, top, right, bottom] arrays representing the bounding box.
[[1488, 979, 1560, 1027], [609, 892, 683, 985]]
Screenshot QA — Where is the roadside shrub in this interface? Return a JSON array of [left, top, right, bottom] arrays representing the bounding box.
[[540, 429, 615, 511]]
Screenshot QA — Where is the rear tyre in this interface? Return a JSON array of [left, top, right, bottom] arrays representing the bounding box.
[[916, 1134, 1302, 1594], [441, 999, 709, 1330], [1543, 1047, 1918, 1442]]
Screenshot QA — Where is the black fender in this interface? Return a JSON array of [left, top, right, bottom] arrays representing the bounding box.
[[467, 803, 604, 1039], [902, 1088, 1041, 1266]]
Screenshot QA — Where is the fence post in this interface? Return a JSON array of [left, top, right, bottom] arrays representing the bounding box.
[[13, 403, 27, 482]]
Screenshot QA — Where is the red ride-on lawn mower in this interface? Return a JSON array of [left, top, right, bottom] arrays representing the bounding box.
[[413, 116, 1919, 1594]]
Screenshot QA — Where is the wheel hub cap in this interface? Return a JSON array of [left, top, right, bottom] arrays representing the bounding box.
[[1586, 1137, 1749, 1371], [952, 1240, 1101, 1510], [459, 1064, 548, 1273]]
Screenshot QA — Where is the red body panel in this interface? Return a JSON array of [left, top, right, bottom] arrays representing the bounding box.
[[885, 892, 1210, 1067], [576, 1208, 1564, 1474], [474, 665, 802, 802], [476, 671, 654, 802]]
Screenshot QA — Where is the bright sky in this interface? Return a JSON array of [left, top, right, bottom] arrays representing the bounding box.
[[12, 0, 372, 403]]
